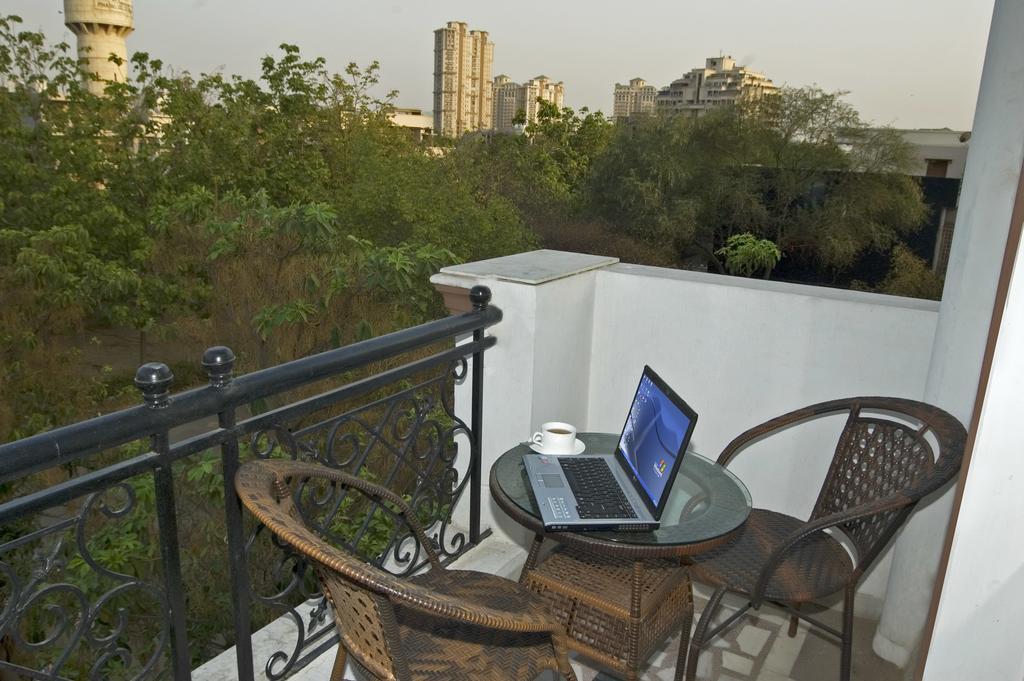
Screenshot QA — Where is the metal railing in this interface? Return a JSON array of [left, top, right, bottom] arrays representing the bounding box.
[[0, 286, 500, 681]]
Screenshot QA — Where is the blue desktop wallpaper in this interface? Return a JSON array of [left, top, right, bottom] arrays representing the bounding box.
[[617, 375, 691, 508]]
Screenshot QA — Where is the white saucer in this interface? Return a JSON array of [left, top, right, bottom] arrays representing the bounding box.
[[529, 439, 586, 456]]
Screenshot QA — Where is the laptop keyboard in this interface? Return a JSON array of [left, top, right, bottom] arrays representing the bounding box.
[[558, 458, 638, 519]]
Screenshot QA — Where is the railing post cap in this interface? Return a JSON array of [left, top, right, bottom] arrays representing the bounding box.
[[202, 346, 236, 388], [469, 285, 491, 310], [134, 362, 173, 409]]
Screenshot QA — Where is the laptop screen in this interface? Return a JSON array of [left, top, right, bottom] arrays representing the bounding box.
[[616, 368, 695, 513]]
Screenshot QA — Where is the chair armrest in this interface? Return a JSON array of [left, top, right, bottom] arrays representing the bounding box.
[[717, 399, 861, 467], [749, 492, 913, 607], [239, 460, 575, 676]]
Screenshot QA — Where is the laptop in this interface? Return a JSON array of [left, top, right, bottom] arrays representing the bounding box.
[[523, 366, 698, 531]]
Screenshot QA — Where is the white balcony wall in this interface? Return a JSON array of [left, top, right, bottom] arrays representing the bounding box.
[[435, 250, 940, 615], [586, 264, 939, 612]]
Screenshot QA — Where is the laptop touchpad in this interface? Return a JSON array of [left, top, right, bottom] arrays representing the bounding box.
[[542, 474, 564, 488]]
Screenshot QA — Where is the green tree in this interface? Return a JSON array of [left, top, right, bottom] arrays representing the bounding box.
[[452, 101, 613, 247], [526, 100, 615, 195], [587, 87, 927, 275], [873, 245, 945, 300], [0, 16, 169, 437], [746, 87, 927, 272], [0, 17, 538, 676], [715, 233, 782, 278]]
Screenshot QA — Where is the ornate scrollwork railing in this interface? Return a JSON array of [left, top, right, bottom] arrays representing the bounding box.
[[0, 286, 501, 681]]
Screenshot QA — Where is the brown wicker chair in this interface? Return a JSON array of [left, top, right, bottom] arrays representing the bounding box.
[[236, 459, 578, 681], [677, 397, 966, 681]]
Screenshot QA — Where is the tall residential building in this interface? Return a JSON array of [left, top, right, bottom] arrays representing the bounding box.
[[492, 74, 521, 132], [63, 0, 135, 94], [656, 56, 777, 117], [433, 21, 494, 138], [613, 78, 657, 121], [490, 75, 565, 132]]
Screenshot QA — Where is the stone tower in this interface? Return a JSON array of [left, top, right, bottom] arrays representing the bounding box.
[[63, 0, 134, 93]]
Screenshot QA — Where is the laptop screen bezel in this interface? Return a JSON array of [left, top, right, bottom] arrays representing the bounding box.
[[613, 365, 699, 520]]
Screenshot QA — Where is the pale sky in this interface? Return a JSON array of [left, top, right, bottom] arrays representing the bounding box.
[[7, 0, 994, 130]]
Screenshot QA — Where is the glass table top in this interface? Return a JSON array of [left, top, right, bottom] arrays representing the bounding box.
[[491, 432, 752, 547]]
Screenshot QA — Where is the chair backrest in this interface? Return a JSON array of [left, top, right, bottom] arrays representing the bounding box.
[[808, 397, 966, 573], [236, 459, 431, 681]]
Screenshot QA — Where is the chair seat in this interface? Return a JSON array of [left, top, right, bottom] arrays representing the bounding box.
[[688, 508, 854, 603], [386, 569, 562, 680]]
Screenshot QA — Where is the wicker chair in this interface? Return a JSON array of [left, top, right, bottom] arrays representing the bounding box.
[[677, 397, 966, 681], [235, 459, 577, 681]]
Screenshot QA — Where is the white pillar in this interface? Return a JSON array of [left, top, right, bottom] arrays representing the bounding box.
[[431, 250, 615, 548], [921, 158, 1024, 678], [873, 0, 1024, 669]]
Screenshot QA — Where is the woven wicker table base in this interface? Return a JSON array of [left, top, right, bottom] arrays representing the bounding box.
[[521, 543, 693, 681]]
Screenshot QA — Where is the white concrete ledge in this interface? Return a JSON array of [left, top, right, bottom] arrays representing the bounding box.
[[439, 249, 618, 285], [605, 262, 941, 312], [192, 597, 328, 681]]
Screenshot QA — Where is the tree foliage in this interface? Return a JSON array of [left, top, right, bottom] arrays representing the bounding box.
[[0, 16, 535, 675], [586, 87, 927, 274], [0, 16, 531, 439], [716, 233, 782, 278], [874, 245, 945, 300], [451, 100, 613, 236]]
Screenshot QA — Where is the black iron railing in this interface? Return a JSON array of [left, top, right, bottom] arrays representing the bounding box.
[[0, 286, 500, 681]]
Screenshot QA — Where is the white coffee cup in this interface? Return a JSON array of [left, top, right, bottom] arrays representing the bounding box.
[[532, 422, 577, 454]]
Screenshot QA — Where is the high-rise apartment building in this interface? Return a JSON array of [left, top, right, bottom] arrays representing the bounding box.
[[656, 56, 777, 117], [613, 78, 657, 121], [492, 75, 521, 132], [521, 75, 565, 128], [490, 75, 565, 132], [433, 21, 494, 138]]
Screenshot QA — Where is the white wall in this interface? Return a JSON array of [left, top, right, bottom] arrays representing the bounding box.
[[875, 0, 1024, 669], [529, 272, 600, 430], [922, 211, 1024, 680], [437, 252, 940, 614], [916, 0, 1024, 677], [586, 264, 940, 610]]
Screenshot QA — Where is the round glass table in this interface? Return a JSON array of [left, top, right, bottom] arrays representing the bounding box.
[[490, 432, 752, 558]]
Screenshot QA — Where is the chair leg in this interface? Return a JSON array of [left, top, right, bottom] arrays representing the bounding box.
[[676, 585, 694, 679], [330, 644, 348, 681], [788, 602, 801, 637], [625, 561, 643, 681], [558, 659, 579, 681], [521, 533, 544, 583], [676, 585, 727, 681], [840, 585, 855, 681], [551, 630, 578, 681]]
